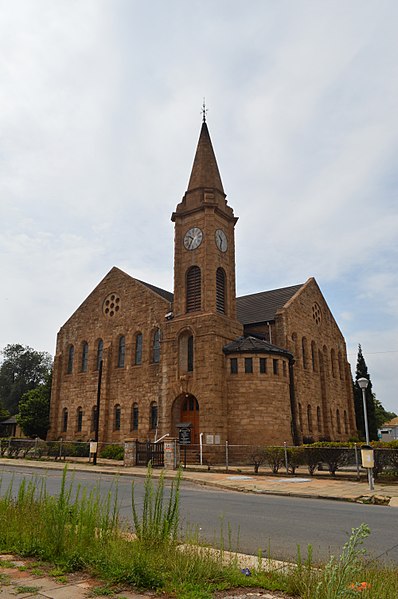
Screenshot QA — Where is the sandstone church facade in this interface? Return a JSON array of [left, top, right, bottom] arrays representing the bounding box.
[[48, 119, 356, 447]]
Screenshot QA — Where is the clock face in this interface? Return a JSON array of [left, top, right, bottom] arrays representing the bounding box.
[[184, 227, 203, 250], [215, 229, 228, 252]]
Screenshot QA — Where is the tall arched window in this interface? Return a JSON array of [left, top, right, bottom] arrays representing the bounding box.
[[150, 402, 158, 430], [338, 351, 344, 380], [187, 335, 194, 372], [186, 266, 201, 312], [131, 403, 139, 431], [134, 333, 143, 365], [118, 336, 125, 368], [76, 407, 83, 432], [311, 341, 317, 372], [67, 345, 74, 374], [331, 349, 336, 378], [302, 338, 308, 369], [336, 409, 341, 434], [344, 410, 348, 434], [317, 406, 322, 433], [62, 407, 68, 432], [81, 342, 88, 372], [298, 403, 303, 431], [152, 329, 160, 363], [216, 267, 226, 314], [96, 339, 103, 370], [114, 404, 121, 431], [307, 405, 313, 432], [91, 406, 97, 432]]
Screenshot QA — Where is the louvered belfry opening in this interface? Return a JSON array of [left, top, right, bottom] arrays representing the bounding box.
[[186, 266, 201, 312], [216, 267, 226, 313]]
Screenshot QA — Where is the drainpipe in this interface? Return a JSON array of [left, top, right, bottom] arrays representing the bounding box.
[[199, 432, 203, 466], [267, 322, 272, 344], [288, 356, 300, 445]]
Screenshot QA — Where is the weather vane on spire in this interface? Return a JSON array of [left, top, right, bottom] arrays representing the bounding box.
[[201, 98, 208, 122]]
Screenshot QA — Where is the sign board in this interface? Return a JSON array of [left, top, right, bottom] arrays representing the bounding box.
[[89, 441, 98, 454], [178, 427, 191, 445]]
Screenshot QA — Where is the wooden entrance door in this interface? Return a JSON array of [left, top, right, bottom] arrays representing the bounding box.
[[180, 395, 199, 444]]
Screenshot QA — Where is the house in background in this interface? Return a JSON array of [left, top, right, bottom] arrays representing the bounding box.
[[378, 417, 398, 441]]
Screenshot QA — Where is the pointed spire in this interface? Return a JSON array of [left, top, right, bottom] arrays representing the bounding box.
[[187, 120, 225, 194]]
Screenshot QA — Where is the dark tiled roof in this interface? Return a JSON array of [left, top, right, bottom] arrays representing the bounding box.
[[223, 336, 292, 357], [236, 284, 303, 325], [137, 280, 174, 303]]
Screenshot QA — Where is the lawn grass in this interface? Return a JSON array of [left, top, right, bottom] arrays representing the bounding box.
[[0, 465, 396, 598]]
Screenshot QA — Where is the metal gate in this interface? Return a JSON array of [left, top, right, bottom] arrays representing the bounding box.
[[136, 441, 164, 467]]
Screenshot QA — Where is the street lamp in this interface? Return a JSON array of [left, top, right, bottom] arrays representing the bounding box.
[[357, 377, 374, 491]]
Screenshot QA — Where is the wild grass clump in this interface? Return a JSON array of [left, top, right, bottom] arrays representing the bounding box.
[[131, 463, 181, 547], [1, 467, 398, 598]]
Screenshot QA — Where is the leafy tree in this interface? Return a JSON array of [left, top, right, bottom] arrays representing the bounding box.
[[374, 397, 397, 429], [0, 344, 52, 415], [16, 372, 52, 438], [353, 344, 378, 441]]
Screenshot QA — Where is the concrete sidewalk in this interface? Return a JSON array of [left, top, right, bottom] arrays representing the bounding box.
[[1, 457, 397, 507]]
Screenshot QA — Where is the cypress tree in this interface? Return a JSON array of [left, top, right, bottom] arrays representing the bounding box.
[[353, 344, 378, 441]]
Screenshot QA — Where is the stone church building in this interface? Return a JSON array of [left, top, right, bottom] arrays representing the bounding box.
[[49, 119, 356, 447]]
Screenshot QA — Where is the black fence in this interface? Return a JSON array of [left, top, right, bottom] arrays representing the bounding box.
[[136, 441, 164, 467]]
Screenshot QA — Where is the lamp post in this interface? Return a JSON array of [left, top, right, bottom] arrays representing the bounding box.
[[357, 377, 374, 491]]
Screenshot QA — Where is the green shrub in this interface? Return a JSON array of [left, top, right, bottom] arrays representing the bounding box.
[[100, 444, 124, 460]]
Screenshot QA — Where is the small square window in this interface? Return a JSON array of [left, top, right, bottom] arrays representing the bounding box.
[[245, 357, 253, 373], [273, 359, 279, 375], [230, 358, 238, 374], [259, 358, 267, 373]]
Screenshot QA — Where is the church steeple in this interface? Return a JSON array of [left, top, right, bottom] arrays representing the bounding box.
[[187, 121, 225, 195]]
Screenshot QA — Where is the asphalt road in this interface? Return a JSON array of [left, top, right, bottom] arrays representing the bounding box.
[[0, 465, 397, 564]]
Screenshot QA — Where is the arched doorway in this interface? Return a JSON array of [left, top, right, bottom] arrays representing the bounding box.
[[180, 394, 200, 444]]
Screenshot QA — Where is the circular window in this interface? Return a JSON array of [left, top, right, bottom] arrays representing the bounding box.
[[312, 302, 322, 325], [103, 293, 121, 317]]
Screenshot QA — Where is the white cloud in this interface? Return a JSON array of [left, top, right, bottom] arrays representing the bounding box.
[[1, 0, 397, 413]]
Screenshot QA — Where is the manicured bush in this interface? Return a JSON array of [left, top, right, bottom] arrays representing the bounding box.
[[100, 444, 124, 460]]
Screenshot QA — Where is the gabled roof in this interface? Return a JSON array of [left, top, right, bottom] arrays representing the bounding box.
[[236, 284, 304, 325], [383, 416, 398, 427], [187, 121, 225, 194], [136, 279, 173, 302], [223, 335, 292, 357]]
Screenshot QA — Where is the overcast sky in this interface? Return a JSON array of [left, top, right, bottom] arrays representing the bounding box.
[[1, 1, 397, 414]]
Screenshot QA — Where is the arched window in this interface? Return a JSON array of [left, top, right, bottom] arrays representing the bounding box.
[[91, 406, 97, 432], [216, 267, 226, 314], [298, 403, 303, 431], [131, 403, 139, 431], [62, 408, 68, 432], [81, 342, 88, 372], [344, 410, 348, 434], [336, 409, 341, 434], [338, 351, 344, 380], [186, 266, 201, 312], [67, 345, 74, 374], [150, 402, 158, 430], [96, 339, 103, 370], [76, 407, 83, 432], [187, 335, 194, 371], [331, 349, 336, 378], [114, 404, 121, 431], [302, 337, 308, 369], [134, 333, 143, 365], [307, 405, 313, 432], [317, 406, 322, 433], [118, 336, 125, 368], [311, 341, 317, 372], [152, 328, 160, 363]]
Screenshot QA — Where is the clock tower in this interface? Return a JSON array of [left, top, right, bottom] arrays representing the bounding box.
[[171, 118, 240, 326]]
